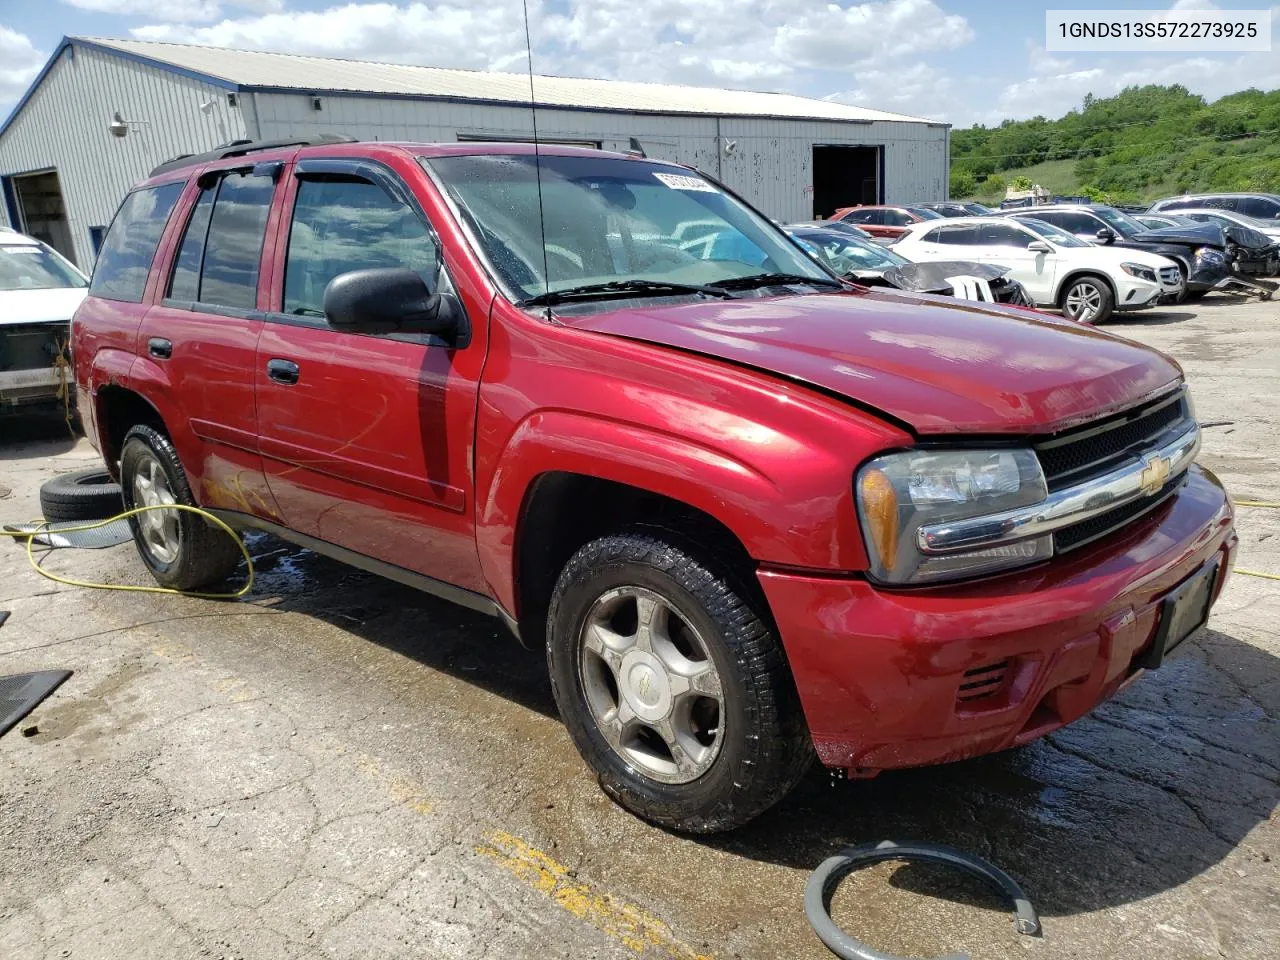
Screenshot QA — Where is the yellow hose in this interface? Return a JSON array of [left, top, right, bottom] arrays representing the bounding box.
[[1229, 499, 1278, 580], [3, 504, 253, 599]]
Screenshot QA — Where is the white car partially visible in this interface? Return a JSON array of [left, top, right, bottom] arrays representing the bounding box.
[[893, 216, 1182, 323], [0, 231, 88, 414]]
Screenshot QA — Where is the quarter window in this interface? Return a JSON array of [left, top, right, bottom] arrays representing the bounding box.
[[88, 182, 183, 302], [283, 177, 439, 318]]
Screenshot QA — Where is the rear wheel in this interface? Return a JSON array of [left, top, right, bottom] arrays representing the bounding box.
[[119, 425, 240, 590], [1060, 275, 1115, 324], [546, 533, 812, 833]]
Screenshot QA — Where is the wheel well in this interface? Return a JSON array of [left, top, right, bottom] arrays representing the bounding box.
[[1056, 270, 1115, 306], [514, 472, 762, 649], [95, 386, 167, 478]]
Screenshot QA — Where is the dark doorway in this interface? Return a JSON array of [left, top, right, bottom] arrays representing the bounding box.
[[811, 145, 880, 219], [10, 170, 77, 266]]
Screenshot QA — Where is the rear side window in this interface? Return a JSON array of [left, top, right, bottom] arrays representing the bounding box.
[[882, 209, 911, 226], [89, 182, 183, 302], [167, 172, 275, 310], [283, 177, 439, 318], [842, 209, 881, 225]]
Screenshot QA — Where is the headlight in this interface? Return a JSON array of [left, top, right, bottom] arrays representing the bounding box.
[[1195, 247, 1227, 264], [856, 449, 1050, 585], [1120, 262, 1157, 283]]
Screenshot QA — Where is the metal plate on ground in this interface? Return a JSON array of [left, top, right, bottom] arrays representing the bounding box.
[[3, 518, 132, 549], [0, 670, 72, 737]]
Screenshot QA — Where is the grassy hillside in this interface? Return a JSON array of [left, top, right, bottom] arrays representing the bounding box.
[[950, 85, 1280, 205]]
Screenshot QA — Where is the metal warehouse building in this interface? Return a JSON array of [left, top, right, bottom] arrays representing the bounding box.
[[0, 36, 948, 270]]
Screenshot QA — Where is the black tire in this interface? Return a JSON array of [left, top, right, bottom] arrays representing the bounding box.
[[119, 424, 241, 591], [1182, 290, 1208, 303], [546, 533, 812, 833], [1059, 274, 1115, 324], [39, 469, 123, 522]]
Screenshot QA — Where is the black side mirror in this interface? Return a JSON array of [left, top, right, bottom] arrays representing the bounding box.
[[1095, 227, 1116, 243], [323, 267, 466, 342]]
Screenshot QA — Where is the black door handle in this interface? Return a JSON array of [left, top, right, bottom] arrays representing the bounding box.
[[266, 358, 300, 385], [148, 337, 172, 359]]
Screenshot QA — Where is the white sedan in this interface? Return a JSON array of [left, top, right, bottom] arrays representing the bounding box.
[[893, 215, 1183, 323], [0, 230, 88, 414]]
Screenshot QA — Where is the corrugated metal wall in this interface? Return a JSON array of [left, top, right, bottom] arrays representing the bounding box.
[[0, 42, 946, 265], [0, 45, 246, 268], [253, 92, 946, 222]]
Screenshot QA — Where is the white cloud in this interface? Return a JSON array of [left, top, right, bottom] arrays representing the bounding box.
[[0, 27, 45, 108], [823, 62, 966, 122], [128, 0, 975, 96], [58, 0, 284, 21]]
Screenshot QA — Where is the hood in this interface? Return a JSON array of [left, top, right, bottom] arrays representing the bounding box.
[[1129, 224, 1226, 248], [560, 291, 1181, 435], [0, 287, 87, 326], [882, 260, 1009, 293]]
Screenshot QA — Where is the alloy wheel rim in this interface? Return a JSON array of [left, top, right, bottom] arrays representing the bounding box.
[[578, 586, 726, 784], [1065, 282, 1103, 321], [132, 454, 180, 564]]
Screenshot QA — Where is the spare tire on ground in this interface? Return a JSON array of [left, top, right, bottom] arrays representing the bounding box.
[[39, 469, 124, 522]]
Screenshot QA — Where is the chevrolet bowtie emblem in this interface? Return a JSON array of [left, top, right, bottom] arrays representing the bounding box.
[[1139, 455, 1171, 496]]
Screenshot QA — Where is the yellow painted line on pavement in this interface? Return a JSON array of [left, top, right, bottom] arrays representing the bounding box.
[[477, 830, 712, 959]]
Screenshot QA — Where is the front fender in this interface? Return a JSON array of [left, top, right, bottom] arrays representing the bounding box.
[[475, 408, 885, 615]]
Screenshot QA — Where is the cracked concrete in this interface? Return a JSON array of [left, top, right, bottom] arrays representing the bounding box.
[[1, 295, 1278, 960]]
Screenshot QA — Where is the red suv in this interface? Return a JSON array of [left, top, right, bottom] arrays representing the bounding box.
[[831, 204, 943, 238], [74, 136, 1236, 832]]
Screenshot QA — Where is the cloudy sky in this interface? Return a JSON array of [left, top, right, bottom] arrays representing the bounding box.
[[2, 0, 1278, 128]]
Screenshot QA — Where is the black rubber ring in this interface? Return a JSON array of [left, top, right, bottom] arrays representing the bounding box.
[[804, 840, 1041, 960]]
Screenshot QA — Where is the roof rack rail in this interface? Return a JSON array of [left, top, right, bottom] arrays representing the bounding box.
[[149, 133, 359, 177]]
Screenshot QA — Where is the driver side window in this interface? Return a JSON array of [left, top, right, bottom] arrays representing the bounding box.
[[284, 177, 439, 318]]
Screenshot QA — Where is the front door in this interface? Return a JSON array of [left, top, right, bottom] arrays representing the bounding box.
[[971, 222, 1060, 304], [254, 158, 488, 593], [139, 167, 280, 519]]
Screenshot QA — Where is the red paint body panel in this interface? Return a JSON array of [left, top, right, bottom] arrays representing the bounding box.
[[562, 290, 1182, 434], [760, 466, 1235, 771], [72, 140, 1236, 778]]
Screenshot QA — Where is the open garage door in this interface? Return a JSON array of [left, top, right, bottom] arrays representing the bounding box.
[[7, 170, 77, 266], [811, 145, 881, 219]]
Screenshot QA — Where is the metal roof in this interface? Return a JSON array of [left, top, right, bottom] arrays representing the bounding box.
[[74, 36, 937, 125]]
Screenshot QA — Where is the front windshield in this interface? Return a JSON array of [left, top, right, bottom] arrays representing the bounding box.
[[1018, 217, 1089, 248], [1092, 207, 1147, 238], [0, 242, 87, 291], [793, 231, 906, 273], [905, 207, 944, 220], [424, 154, 830, 302]]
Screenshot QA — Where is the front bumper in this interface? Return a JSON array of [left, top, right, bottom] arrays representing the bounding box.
[[0, 366, 69, 409], [759, 465, 1236, 773], [1113, 276, 1162, 311]]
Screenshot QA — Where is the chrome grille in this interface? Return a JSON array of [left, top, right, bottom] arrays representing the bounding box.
[[1034, 389, 1191, 493]]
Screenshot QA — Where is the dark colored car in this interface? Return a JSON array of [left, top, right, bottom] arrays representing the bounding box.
[[1149, 193, 1280, 220], [1007, 205, 1234, 296], [785, 219, 872, 239], [830, 204, 943, 238], [72, 136, 1235, 833], [787, 226, 1032, 306], [914, 202, 994, 218]]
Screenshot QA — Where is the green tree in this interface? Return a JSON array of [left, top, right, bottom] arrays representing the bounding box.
[[1010, 175, 1034, 191], [949, 169, 976, 198]]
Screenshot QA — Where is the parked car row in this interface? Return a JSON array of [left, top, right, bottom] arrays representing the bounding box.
[[825, 192, 1280, 316]]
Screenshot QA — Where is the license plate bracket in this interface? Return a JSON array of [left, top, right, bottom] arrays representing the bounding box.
[[1137, 557, 1221, 670]]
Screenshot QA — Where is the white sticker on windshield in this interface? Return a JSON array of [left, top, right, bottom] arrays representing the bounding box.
[[653, 172, 718, 193]]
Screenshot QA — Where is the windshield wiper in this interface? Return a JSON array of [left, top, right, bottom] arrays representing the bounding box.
[[707, 272, 843, 291], [520, 279, 734, 307]]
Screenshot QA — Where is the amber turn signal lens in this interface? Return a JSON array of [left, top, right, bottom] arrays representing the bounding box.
[[859, 468, 899, 573]]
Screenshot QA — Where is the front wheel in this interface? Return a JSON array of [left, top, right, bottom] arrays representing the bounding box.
[[546, 534, 812, 833], [1060, 276, 1115, 324]]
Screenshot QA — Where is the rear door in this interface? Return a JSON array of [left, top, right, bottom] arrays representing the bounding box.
[[253, 156, 489, 592], [137, 165, 281, 518]]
